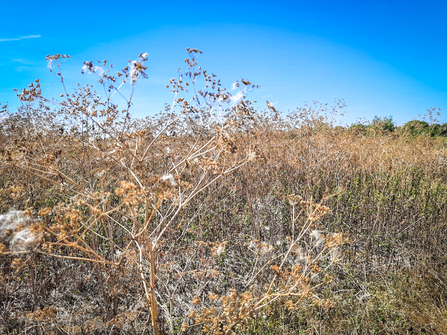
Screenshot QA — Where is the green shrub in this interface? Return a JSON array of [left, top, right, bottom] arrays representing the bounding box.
[[402, 120, 447, 137], [348, 123, 368, 136], [371, 115, 395, 133], [438, 123, 447, 137]]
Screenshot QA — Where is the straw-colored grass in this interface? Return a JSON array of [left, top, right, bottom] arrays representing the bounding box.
[[1, 50, 446, 334]]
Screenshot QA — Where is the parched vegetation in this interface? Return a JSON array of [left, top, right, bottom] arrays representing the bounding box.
[[1, 50, 447, 334]]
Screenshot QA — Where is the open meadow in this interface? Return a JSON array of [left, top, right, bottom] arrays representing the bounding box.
[[1, 51, 447, 334]]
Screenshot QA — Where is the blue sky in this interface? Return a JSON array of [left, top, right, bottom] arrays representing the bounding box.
[[1, 0, 446, 125]]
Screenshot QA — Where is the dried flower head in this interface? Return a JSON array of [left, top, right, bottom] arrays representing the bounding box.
[[0, 210, 30, 237], [287, 194, 302, 206], [160, 173, 177, 187], [10, 227, 42, 252]]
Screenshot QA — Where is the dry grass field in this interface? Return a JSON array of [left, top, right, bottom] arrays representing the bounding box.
[[1, 51, 447, 334]]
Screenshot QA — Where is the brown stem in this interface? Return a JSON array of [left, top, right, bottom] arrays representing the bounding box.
[[148, 239, 160, 335]]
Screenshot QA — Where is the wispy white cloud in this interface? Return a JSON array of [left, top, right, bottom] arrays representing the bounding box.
[[12, 58, 33, 64], [0, 35, 41, 42], [21, 35, 41, 39], [15, 66, 32, 73]]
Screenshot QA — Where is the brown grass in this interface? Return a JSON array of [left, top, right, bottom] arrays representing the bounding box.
[[0, 50, 446, 334]]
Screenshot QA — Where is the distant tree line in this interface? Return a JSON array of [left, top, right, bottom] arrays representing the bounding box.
[[348, 116, 447, 137]]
